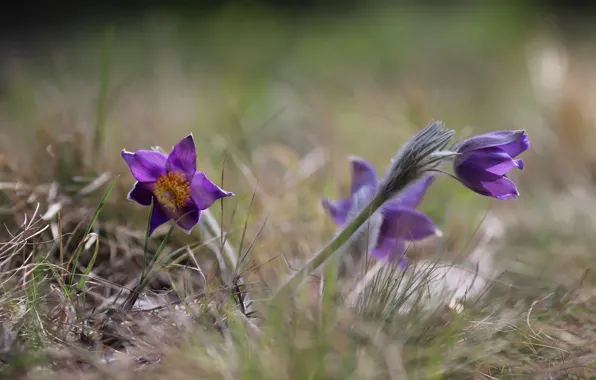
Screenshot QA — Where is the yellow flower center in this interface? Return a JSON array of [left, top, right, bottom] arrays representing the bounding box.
[[154, 171, 191, 212]]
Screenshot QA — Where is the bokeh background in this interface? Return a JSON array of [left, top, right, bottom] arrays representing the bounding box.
[[3, 0, 596, 280], [2, 1, 596, 376]]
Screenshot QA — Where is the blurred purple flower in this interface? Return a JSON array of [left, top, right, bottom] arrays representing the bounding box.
[[122, 134, 233, 236], [453, 130, 530, 200], [322, 157, 441, 268]]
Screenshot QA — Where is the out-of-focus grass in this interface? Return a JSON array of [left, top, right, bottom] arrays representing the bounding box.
[[2, 2, 596, 379]]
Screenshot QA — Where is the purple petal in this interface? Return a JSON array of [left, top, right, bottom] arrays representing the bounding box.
[[149, 203, 172, 236], [458, 130, 527, 156], [127, 182, 155, 206], [349, 157, 378, 194], [170, 205, 201, 234], [166, 134, 197, 178], [454, 163, 520, 200], [454, 147, 518, 176], [498, 132, 530, 158], [190, 172, 234, 210], [371, 235, 397, 260], [395, 175, 435, 209], [480, 176, 519, 200], [380, 202, 441, 241], [370, 236, 407, 266], [150, 202, 201, 236], [322, 197, 353, 226], [121, 149, 167, 182]]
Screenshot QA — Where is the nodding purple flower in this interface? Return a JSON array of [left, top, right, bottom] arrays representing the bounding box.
[[453, 130, 530, 200], [322, 157, 441, 268], [122, 134, 234, 236]]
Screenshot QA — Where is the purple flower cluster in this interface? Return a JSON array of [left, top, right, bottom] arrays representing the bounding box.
[[121, 127, 530, 270], [321, 129, 530, 266]]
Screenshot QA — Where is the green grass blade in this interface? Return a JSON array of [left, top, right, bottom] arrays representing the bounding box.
[[75, 233, 100, 291], [148, 222, 176, 269], [138, 221, 176, 290], [68, 176, 118, 288], [142, 199, 155, 276], [47, 263, 74, 306], [320, 253, 340, 335], [118, 221, 177, 312]]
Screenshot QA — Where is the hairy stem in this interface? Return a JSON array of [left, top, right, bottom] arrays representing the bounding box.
[[271, 192, 387, 304]]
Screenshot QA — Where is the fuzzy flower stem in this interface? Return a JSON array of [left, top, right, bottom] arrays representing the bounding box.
[[270, 120, 455, 303], [271, 191, 387, 304]]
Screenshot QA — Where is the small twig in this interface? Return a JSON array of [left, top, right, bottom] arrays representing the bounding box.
[[526, 292, 554, 338]]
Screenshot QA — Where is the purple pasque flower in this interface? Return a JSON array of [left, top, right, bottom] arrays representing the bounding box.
[[122, 133, 233, 236], [322, 157, 441, 267], [453, 130, 530, 200]]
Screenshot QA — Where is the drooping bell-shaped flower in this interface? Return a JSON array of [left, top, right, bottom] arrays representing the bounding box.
[[453, 130, 530, 200], [122, 134, 233, 236], [322, 157, 441, 268]]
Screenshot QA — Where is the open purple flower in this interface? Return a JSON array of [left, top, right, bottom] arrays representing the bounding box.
[[453, 130, 530, 200], [322, 157, 441, 268], [122, 134, 233, 236]]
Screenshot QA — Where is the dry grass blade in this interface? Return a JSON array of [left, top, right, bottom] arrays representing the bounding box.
[[1, 10, 595, 379]]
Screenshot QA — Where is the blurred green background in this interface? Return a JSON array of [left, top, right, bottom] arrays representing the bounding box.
[[2, 0, 596, 283], [4, 3, 596, 378]]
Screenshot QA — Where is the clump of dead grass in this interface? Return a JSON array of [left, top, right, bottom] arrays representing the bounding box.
[[1, 102, 594, 380], [4, 11, 596, 379], [0, 122, 586, 380]]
